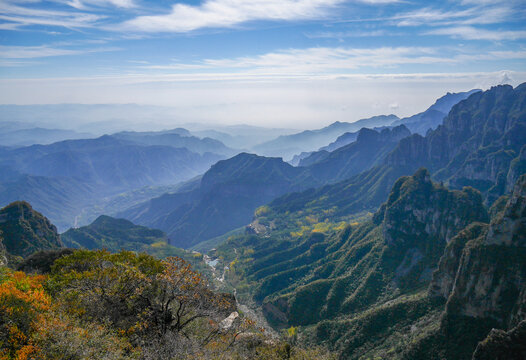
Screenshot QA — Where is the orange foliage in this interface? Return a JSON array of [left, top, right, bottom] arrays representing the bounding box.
[[0, 270, 50, 360]]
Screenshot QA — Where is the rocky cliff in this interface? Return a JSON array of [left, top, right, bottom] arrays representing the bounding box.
[[410, 174, 526, 359], [444, 175, 526, 327], [0, 201, 62, 258]]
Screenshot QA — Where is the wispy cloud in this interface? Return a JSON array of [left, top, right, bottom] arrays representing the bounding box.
[[118, 0, 349, 33], [63, 0, 135, 10], [0, 44, 119, 59], [143, 46, 455, 74], [426, 26, 526, 41], [305, 29, 390, 38], [0, 0, 103, 29], [139, 45, 526, 79], [393, 3, 517, 27]]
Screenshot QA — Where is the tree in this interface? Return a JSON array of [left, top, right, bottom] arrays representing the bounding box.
[[48, 250, 235, 356]]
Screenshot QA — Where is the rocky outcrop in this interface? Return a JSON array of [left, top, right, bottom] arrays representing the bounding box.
[[373, 168, 489, 291], [0, 230, 7, 266], [0, 201, 62, 258], [472, 320, 526, 360], [379, 168, 488, 247], [486, 174, 526, 247], [429, 222, 488, 299], [506, 145, 526, 193], [444, 175, 526, 327]]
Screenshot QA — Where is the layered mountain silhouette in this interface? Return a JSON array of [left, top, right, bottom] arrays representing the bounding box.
[[118, 84, 525, 251], [288, 90, 478, 165], [253, 115, 399, 160], [392, 89, 481, 135], [112, 129, 237, 156], [0, 134, 230, 230], [119, 153, 321, 248], [269, 84, 526, 223]]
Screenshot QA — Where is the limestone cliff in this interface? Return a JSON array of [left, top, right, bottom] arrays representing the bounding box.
[[444, 175, 526, 328]]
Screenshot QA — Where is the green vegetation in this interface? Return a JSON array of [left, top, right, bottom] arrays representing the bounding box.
[[0, 201, 62, 258], [61, 215, 211, 275], [1, 250, 335, 359], [213, 169, 524, 359]]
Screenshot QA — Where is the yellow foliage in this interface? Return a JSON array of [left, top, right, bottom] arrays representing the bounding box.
[[334, 222, 348, 231], [291, 226, 311, 237], [255, 205, 271, 217], [305, 215, 317, 224], [150, 241, 166, 248], [287, 326, 297, 337], [0, 269, 50, 359]]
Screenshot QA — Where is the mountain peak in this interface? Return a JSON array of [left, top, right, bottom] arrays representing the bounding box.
[[0, 201, 62, 258], [379, 168, 488, 246]]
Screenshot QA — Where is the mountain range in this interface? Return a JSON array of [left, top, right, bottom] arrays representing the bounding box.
[[1, 83, 525, 359], [392, 89, 481, 135], [252, 115, 399, 160], [266, 84, 526, 227], [115, 85, 524, 251], [0, 132, 232, 230], [118, 153, 321, 248]]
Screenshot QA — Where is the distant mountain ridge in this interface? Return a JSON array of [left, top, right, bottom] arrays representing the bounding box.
[[0, 134, 228, 231], [112, 129, 238, 156], [392, 89, 481, 135], [268, 84, 526, 224], [299, 125, 411, 183], [119, 85, 525, 250], [252, 115, 399, 160], [0, 127, 94, 147]]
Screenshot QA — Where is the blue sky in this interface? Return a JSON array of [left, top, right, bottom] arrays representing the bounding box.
[[1, 0, 526, 128]]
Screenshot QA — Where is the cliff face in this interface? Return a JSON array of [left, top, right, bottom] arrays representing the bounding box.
[[0, 201, 62, 258], [385, 84, 526, 202], [0, 230, 7, 266], [374, 168, 489, 291], [429, 222, 488, 299], [444, 175, 526, 327], [415, 175, 526, 360], [472, 320, 526, 360], [380, 168, 488, 247]]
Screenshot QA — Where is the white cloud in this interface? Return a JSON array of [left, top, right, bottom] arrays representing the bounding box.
[[0, 45, 119, 59], [394, 4, 514, 27], [64, 0, 135, 9], [141, 45, 526, 76], [144, 46, 456, 74], [426, 26, 526, 41], [305, 29, 390, 38], [0, 0, 102, 29], [118, 0, 348, 33]]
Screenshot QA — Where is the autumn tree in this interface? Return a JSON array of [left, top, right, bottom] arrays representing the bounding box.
[[48, 250, 237, 356]]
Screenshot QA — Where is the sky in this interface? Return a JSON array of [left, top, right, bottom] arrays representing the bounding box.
[[0, 0, 525, 128]]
